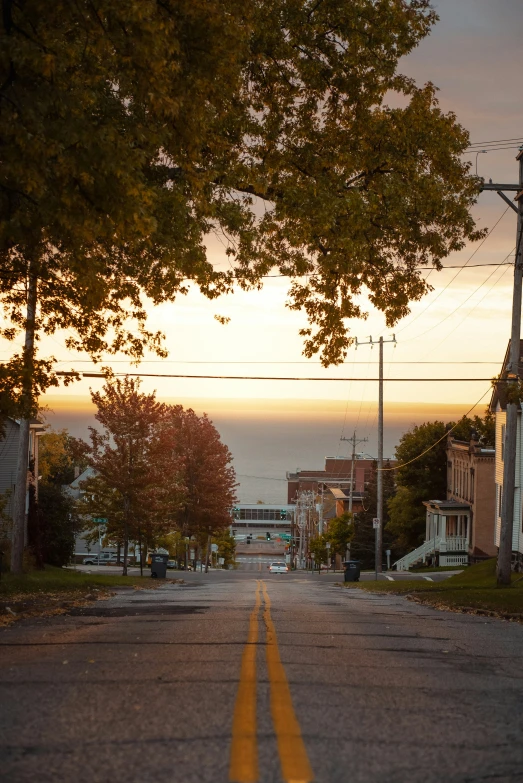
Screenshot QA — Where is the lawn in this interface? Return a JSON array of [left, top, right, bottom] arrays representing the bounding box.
[[342, 559, 523, 619], [0, 566, 180, 626]]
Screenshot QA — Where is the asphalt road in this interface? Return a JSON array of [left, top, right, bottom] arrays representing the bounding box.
[[1, 571, 523, 783], [71, 562, 460, 583]]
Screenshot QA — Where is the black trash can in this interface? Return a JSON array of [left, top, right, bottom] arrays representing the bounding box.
[[151, 553, 169, 578], [343, 560, 361, 582]]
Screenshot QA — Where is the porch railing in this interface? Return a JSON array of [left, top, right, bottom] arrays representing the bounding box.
[[440, 536, 467, 552], [393, 535, 468, 571]]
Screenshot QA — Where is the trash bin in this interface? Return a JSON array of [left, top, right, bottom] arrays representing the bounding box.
[[342, 560, 361, 582], [151, 553, 169, 578]]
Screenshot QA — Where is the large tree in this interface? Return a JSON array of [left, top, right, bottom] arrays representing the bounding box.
[[2, 1, 483, 571], [160, 405, 237, 538], [82, 377, 172, 575]]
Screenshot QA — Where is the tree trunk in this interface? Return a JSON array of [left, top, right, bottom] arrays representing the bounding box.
[[138, 527, 143, 577], [204, 531, 211, 573], [11, 271, 38, 574], [122, 497, 130, 576]]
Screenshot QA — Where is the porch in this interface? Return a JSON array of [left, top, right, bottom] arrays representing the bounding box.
[[393, 500, 470, 571]]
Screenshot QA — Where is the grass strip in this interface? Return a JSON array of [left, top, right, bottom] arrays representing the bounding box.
[[340, 559, 523, 620], [0, 566, 181, 626]]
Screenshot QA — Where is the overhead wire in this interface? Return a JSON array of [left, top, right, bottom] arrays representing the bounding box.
[[430, 262, 513, 354], [402, 246, 516, 344], [54, 370, 501, 382], [393, 206, 510, 336], [379, 386, 493, 472]]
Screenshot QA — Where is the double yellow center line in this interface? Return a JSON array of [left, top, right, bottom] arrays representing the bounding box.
[[229, 580, 314, 783]]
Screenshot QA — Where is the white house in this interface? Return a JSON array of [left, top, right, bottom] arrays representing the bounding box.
[[0, 417, 45, 542], [489, 339, 523, 568]]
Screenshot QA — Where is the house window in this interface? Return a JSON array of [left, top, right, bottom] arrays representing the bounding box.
[[501, 424, 506, 462]]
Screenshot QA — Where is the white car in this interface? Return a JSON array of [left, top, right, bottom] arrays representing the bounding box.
[[268, 561, 289, 574]]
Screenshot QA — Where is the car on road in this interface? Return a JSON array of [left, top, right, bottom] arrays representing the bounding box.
[[268, 561, 289, 574], [166, 560, 177, 569]]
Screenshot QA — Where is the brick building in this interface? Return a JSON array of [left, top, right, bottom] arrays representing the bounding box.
[[286, 455, 391, 520]]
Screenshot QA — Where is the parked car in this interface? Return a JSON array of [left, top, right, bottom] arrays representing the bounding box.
[[82, 553, 131, 566], [83, 553, 118, 565], [166, 560, 176, 569], [268, 561, 289, 574]]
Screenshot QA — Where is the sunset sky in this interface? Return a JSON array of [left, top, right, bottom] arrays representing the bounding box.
[[2, 0, 522, 500]]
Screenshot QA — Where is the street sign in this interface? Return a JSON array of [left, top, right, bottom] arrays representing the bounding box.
[[211, 544, 219, 552], [218, 557, 225, 565], [326, 542, 331, 549], [372, 518, 380, 529], [93, 517, 107, 525]]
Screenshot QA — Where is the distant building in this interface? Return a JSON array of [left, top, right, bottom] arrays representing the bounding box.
[[230, 503, 293, 540], [66, 467, 113, 562], [286, 455, 394, 519]]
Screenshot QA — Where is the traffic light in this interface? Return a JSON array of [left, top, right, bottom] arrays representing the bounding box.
[[232, 507, 240, 520], [266, 531, 271, 540], [280, 509, 287, 520]]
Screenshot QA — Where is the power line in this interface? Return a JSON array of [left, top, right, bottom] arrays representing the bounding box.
[[55, 370, 499, 382], [394, 207, 510, 335], [430, 262, 513, 354], [39, 359, 509, 365], [380, 386, 492, 472], [237, 474, 287, 482], [402, 249, 515, 343], [466, 136, 523, 147]]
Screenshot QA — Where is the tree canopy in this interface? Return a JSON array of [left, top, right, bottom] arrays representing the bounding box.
[[1, 0, 483, 402], [2, 1, 485, 571], [79, 377, 237, 573]]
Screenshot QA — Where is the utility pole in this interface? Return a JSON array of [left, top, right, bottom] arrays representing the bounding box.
[[355, 334, 396, 574], [481, 153, 523, 585], [340, 431, 368, 512]]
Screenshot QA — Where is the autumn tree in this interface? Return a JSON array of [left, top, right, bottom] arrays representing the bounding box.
[[326, 513, 355, 558], [159, 405, 237, 540], [39, 429, 90, 484], [82, 377, 173, 575], [3, 1, 484, 572]]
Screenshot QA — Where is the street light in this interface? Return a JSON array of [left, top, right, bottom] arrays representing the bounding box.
[[475, 149, 487, 176]]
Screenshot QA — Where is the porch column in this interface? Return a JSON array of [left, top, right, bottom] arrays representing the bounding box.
[[440, 515, 447, 542]]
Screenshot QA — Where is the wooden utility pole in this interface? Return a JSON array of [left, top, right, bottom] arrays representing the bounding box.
[[355, 334, 396, 574], [11, 271, 38, 574], [482, 153, 523, 585]]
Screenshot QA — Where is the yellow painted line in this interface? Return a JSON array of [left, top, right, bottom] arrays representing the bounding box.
[[261, 581, 314, 783], [229, 581, 261, 783]]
